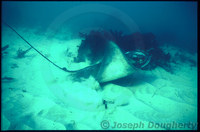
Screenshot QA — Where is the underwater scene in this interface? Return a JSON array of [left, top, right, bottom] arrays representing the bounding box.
[[1, 1, 197, 130]]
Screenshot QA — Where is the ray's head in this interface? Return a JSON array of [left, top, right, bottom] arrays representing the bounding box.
[[125, 49, 152, 69]]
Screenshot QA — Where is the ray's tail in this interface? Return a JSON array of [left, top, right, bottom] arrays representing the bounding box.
[[2, 20, 76, 73]]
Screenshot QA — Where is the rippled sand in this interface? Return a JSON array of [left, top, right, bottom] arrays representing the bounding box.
[[1, 26, 197, 130]]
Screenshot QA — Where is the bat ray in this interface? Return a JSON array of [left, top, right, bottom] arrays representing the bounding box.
[[2, 21, 151, 83]]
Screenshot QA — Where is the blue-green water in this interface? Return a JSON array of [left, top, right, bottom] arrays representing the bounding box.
[[1, 1, 197, 130]]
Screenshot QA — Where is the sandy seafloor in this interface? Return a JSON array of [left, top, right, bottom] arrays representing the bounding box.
[[1, 26, 197, 130]]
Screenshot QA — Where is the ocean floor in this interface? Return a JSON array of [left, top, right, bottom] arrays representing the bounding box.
[[1, 26, 197, 130]]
